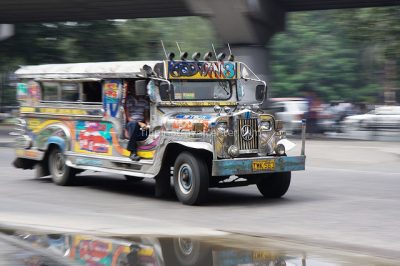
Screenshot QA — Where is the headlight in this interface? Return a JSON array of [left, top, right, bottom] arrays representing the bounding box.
[[260, 121, 272, 131], [228, 145, 240, 157], [275, 143, 285, 155]]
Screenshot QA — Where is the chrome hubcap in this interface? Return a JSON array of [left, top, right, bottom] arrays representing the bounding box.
[[178, 163, 193, 194], [53, 152, 65, 177], [178, 238, 194, 255]]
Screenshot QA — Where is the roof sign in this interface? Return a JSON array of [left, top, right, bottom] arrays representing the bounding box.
[[167, 61, 237, 80]]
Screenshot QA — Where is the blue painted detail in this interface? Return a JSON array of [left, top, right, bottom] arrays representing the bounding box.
[[106, 103, 119, 117], [245, 111, 251, 119], [47, 136, 66, 152], [175, 114, 212, 120], [75, 158, 103, 167], [212, 156, 306, 176]]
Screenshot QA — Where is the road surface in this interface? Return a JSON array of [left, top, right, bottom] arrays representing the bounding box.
[[0, 139, 399, 261]]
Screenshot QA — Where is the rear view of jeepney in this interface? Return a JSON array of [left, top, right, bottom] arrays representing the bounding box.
[[11, 54, 305, 205]]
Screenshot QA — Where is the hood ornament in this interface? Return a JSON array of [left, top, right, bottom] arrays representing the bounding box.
[[241, 125, 253, 141]]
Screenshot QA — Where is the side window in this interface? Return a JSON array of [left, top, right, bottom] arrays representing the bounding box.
[[82, 82, 102, 102], [61, 83, 79, 102], [42, 82, 60, 101]]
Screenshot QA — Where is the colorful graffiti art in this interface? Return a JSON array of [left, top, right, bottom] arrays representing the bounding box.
[[70, 236, 132, 266], [17, 81, 41, 105], [167, 61, 237, 80], [75, 121, 112, 155], [169, 114, 212, 132], [16, 83, 28, 102], [103, 80, 121, 118], [28, 81, 41, 105]]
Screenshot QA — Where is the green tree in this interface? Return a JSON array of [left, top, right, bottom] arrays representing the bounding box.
[[270, 7, 400, 104]]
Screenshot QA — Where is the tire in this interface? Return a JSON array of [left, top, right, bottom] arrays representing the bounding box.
[[124, 175, 144, 182], [256, 172, 291, 198], [48, 146, 76, 186], [173, 152, 209, 205], [160, 238, 212, 266]]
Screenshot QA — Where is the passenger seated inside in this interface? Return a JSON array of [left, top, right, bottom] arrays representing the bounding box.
[[125, 81, 150, 161]]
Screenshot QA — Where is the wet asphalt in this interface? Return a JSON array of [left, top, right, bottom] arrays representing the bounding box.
[[0, 138, 399, 265]]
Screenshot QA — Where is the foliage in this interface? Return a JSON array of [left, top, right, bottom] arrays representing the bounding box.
[[0, 17, 217, 71], [0, 17, 217, 107], [1, 9, 400, 105], [270, 7, 400, 104]]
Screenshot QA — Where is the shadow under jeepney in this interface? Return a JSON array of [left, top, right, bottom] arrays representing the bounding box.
[[212, 155, 306, 176]]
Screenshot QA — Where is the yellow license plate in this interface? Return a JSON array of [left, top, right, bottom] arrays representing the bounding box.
[[252, 159, 275, 171]]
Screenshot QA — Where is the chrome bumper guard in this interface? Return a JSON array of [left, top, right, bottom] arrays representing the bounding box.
[[212, 155, 305, 176], [212, 119, 306, 176]]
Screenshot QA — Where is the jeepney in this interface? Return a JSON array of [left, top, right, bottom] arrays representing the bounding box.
[[12, 55, 306, 205]]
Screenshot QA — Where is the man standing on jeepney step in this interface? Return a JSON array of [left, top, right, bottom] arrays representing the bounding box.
[[125, 82, 150, 161]]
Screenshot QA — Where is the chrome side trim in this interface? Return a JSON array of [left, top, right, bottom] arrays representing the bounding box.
[[65, 152, 154, 165], [172, 141, 213, 153], [66, 160, 156, 178]]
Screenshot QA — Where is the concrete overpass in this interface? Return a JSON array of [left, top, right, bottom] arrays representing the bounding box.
[[1, 0, 400, 79]]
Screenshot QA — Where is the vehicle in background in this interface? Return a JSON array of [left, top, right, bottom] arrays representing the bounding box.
[[0, 105, 18, 122], [263, 98, 337, 134], [0, 112, 10, 121], [263, 98, 308, 134], [342, 105, 400, 131]]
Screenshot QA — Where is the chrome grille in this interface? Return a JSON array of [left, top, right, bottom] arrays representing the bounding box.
[[237, 118, 258, 150]]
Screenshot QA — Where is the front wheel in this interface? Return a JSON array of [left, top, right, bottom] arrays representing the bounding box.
[[124, 175, 144, 182], [173, 152, 209, 205], [48, 146, 76, 186], [257, 172, 291, 198]]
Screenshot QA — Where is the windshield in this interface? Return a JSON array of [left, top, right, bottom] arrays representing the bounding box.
[[171, 80, 232, 101]]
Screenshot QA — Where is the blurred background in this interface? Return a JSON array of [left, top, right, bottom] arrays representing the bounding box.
[[0, 6, 399, 139]]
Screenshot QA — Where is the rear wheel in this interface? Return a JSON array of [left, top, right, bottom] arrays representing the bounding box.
[[173, 152, 209, 205], [257, 172, 291, 198], [48, 146, 76, 186]]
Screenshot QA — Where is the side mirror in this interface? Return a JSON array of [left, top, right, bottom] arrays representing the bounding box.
[[159, 82, 171, 101], [255, 84, 266, 101], [135, 80, 147, 96]]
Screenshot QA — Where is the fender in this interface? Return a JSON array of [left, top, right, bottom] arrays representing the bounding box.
[[46, 136, 66, 152], [171, 141, 213, 153], [277, 138, 296, 152], [38, 123, 72, 152]]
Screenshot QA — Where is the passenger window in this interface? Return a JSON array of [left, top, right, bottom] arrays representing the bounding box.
[[82, 82, 102, 102], [61, 83, 79, 102], [42, 82, 60, 101]]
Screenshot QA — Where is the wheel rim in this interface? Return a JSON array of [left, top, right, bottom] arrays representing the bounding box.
[[178, 163, 193, 195], [177, 238, 194, 255], [52, 151, 65, 178]]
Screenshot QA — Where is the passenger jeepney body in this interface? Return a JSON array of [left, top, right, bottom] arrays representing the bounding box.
[[12, 59, 306, 204]]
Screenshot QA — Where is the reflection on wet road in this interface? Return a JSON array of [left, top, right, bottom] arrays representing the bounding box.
[[0, 228, 397, 266]]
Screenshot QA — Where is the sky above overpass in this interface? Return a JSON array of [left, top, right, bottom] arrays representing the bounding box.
[[0, 0, 399, 23]]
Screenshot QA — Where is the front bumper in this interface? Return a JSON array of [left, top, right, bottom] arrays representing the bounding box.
[[212, 155, 306, 176]]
